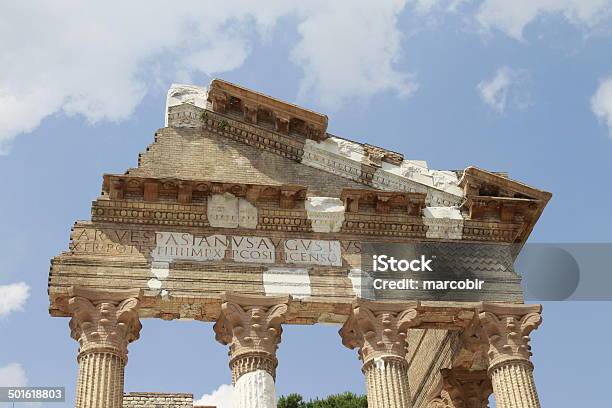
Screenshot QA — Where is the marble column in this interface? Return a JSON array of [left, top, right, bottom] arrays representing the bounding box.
[[214, 293, 290, 408], [66, 287, 142, 408], [478, 303, 542, 408], [339, 299, 420, 408]]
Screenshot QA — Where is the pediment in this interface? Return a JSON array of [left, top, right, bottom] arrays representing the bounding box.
[[48, 79, 554, 322]]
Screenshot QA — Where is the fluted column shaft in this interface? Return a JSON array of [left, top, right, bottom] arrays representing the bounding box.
[[478, 303, 542, 408], [75, 352, 125, 408], [339, 300, 420, 408], [214, 293, 290, 408], [66, 288, 142, 408], [489, 361, 540, 408], [364, 357, 411, 408]]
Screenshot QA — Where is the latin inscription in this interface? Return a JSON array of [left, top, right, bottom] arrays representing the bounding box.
[[153, 232, 227, 262], [70, 227, 361, 267], [231, 236, 276, 263], [284, 239, 342, 267]]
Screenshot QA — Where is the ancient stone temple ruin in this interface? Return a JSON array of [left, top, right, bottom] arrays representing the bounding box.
[[48, 79, 551, 408]]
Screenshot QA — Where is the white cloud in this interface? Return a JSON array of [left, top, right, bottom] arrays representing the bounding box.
[[291, 1, 416, 108], [411, 0, 612, 40], [0, 365, 40, 408], [0, 363, 27, 387], [476, 0, 612, 40], [0, 282, 30, 318], [195, 383, 234, 408], [412, 0, 469, 14], [0, 0, 413, 153], [591, 76, 612, 138], [477, 66, 531, 114]]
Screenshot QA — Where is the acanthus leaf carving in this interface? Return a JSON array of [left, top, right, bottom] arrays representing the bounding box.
[[214, 296, 289, 360], [213, 294, 290, 382], [478, 304, 542, 369], [67, 294, 141, 361], [428, 369, 492, 408], [339, 300, 420, 365]]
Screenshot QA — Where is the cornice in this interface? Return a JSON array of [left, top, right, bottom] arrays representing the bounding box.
[[459, 167, 552, 244], [207, 78, 328, 141], [102, 174, 306, 207], [92, 174, 536, 242]]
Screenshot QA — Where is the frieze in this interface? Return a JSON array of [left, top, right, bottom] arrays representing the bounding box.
[[203, 111, 305, 161], [258, 208, 311, 232], [342, 213, 428, 238], [92, 200, 210, 227], [462, 220, 523, 242]]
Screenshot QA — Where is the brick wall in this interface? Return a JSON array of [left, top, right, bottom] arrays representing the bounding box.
[[122, 392, 214, 408], [129, 127, 363, 197]]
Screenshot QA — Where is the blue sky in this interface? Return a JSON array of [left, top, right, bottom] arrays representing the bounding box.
[[1, 1, 612, 407]]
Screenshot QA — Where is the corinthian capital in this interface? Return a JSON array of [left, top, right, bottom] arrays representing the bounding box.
[[478, 303, 542, 369], [214, 293, 290, 361], [66, 287, 142, 361], [339, 299, 420, 366], [444, 369, 492, 408]]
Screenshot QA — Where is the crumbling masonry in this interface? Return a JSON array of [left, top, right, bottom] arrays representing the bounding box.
[[49, 79, 551, 408]]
